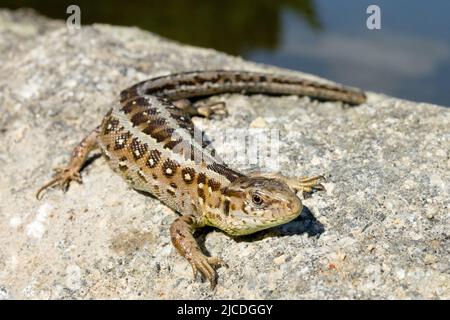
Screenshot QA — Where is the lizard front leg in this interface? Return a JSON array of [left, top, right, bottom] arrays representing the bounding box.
[[282, 175, 326, 193], [170, 214, 225, 288], [248, 172, 326, 194], [36, 126, 100, 200]]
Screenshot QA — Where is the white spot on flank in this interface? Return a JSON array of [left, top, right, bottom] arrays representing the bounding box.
[[208, 186, 212, 193], [166, 168, 173, 175], [184, 173, 191, 181], [198, 182, 204, 188], [148, 159, 155, 166]]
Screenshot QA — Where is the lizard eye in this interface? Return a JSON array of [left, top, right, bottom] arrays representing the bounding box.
[[251, 194, 263, 205]]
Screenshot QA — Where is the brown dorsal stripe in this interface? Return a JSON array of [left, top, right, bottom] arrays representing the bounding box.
[[171, 112, 195, 133], [121, 96, 147, 113], [177, 120, 195, 133], [146, 149, 161, 168], [129, 137, 148, 160], [181, 167, 195, 184], [206, 162, 242, 182], [119, 87, 138, 103], [129, 107, 159, 126], [197, 172, 207, 185], [164, 138, 183, 151], [152, 127, 175, 143], [222, 187, 244, 198], [104, 117, 120, 134], [208, 179, 221, 192], [130, 111, 150, 127], [114, 131, 132, 150], [162, 158, 179, 177], [142, 118, 167, 135]]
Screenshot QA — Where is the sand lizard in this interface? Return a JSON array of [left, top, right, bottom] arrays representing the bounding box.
[[36, 70, 366, 288]]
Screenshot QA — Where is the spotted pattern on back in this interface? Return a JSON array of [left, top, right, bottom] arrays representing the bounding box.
[[98, 70, 364, 215]]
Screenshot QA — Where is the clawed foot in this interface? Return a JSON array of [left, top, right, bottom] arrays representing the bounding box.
[[189, 254, 226, 289], [36, 166, 82, 200], [195, 101, 228, 119], [174, 99, 228, 120], [287, 175, 326, 194]]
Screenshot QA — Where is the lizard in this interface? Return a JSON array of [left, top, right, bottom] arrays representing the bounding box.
[[36, 70, 366, 288]]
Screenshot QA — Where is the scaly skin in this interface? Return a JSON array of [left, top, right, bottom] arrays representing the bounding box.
[[37, 70, 365, 288]]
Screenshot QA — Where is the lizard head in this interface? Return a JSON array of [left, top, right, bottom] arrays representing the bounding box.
[[212, 176, 302, 236]]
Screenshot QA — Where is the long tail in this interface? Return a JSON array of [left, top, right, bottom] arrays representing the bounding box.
[[121, 70, 366, 105]]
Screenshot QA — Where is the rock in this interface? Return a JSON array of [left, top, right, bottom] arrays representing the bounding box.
[[273, 254, 287, 265], [249, 117, 267, 128], [0, 9, 449, 299], [424, 254, 437, 265]]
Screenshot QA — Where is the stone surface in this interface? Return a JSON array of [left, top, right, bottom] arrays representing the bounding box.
[[0, 9, 449, 299]]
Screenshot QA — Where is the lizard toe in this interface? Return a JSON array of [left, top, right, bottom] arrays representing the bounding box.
[[189, 254, 219, 288], [36, 168, 83, 199]]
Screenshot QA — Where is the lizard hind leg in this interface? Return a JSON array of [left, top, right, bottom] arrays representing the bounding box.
[[36, 126, 100, 200], [193, 100, 227, 119], [173, 98, 228, 119]]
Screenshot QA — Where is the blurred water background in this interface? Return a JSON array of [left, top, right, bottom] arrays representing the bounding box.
[[2, 0, 449, 106]]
